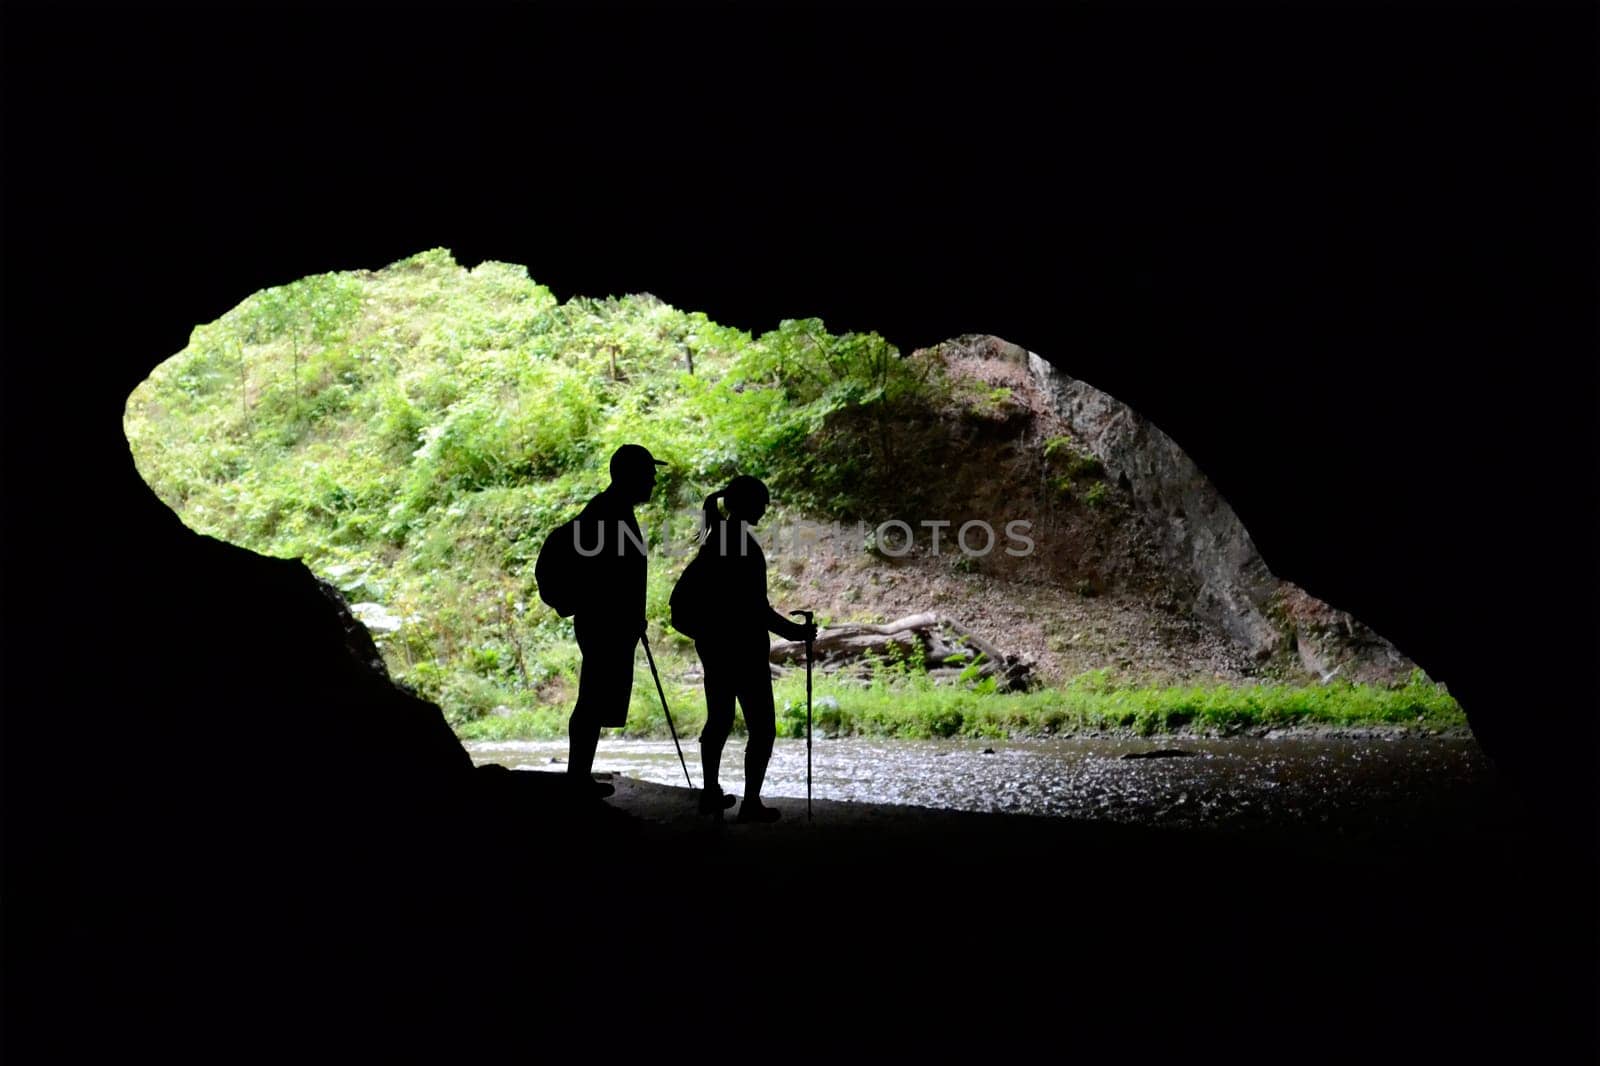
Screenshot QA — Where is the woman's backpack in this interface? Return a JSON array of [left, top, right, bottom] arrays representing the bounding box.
[[669, 549, 713, 639]]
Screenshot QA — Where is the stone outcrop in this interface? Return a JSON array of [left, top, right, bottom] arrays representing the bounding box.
[[1269, 581, 1416, 684], [1022, 343, 1282, 657], [945, 336, 1422, 682]]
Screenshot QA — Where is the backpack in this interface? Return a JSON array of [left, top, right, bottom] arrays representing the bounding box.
[[669, 548, 713, 639], [534, 514, 587, 617]]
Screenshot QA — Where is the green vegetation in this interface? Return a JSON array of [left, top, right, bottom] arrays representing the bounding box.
[[126, 248, 1462, 737], [458, 666, 1465, 741], [771, 666, 1467, 740], [126, 249, 949, 729], [1044, 433, 1106, 502]]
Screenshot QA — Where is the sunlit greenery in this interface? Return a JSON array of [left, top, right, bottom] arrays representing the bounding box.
[[126, 248, 948, 727], [458, 665, 1465, 741], [125, 248, 1462, 736]]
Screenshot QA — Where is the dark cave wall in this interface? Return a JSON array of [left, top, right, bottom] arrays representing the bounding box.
[[5, 13, 1595, 1061], [14, 260, 1592, 830], [6, 4, 1593, 850]]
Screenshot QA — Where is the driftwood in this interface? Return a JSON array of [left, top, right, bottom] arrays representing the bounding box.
[[768, 611, 1035, 691]]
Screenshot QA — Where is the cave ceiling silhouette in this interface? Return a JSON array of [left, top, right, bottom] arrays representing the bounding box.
[[12, 7, 1590, 800], [5, 4, 1595, 1059]]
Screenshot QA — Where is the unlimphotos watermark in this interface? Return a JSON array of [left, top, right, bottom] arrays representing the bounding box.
[[571, 511, 1034, 560]]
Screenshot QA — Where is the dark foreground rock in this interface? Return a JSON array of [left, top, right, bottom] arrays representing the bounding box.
[[36, 734, 1596, 1063], [13, 517, 1593, 1063]]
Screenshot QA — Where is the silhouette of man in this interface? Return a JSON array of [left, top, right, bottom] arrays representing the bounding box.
[[566, 443, 666, 798]]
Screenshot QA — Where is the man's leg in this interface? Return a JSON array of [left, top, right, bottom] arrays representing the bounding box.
[[569, 633, 627, 796], [568, 703, 601, 781]]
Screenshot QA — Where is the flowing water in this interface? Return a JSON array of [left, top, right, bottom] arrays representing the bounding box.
[[464, 733, 1493, 833]]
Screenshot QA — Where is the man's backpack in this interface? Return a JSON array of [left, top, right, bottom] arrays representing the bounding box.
[[535, 514, 586, 618]]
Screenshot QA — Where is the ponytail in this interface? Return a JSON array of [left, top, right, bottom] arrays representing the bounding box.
[[702, 476, 767, 545], [701, 490, 726, 537]]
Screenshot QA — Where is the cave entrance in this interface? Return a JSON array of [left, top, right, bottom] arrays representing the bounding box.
[[123, 249, 1482, 837]]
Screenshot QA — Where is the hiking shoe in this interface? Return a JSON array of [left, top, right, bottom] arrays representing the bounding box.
[[735, 799, 781, 824], [698, 786, 737, 816]]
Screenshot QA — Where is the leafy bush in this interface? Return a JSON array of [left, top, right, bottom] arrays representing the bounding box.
[[124, 249, 1461, 737], [125, 250, 968, 727]]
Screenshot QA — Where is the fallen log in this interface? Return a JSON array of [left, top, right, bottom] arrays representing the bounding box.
[[768, 611, 1036, 691]]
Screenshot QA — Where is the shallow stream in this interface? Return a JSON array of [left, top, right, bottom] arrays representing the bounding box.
[[464, 733, 1491, 832]]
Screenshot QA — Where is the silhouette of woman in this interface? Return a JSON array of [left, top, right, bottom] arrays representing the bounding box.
[[693, 475, 815, 822]]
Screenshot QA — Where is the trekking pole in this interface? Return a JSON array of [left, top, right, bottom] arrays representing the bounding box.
[[640, 631, 694, 790], [790, 610, 815, 821]]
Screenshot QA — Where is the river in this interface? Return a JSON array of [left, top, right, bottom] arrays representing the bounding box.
[[464, 732, 1494, 834]]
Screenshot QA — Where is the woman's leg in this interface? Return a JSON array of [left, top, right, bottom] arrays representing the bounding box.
[[698, 646, 737, 794], [738, 663, 777, 803]]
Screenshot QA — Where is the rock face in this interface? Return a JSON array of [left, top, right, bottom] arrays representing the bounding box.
[[982, 337, 1420, 681], [1269, 581, 1417, 684], [1023, 345, 1283, 658], [346, 601, 407, 637]]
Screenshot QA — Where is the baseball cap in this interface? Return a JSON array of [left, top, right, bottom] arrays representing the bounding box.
[[609, 443, 669, 478]]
